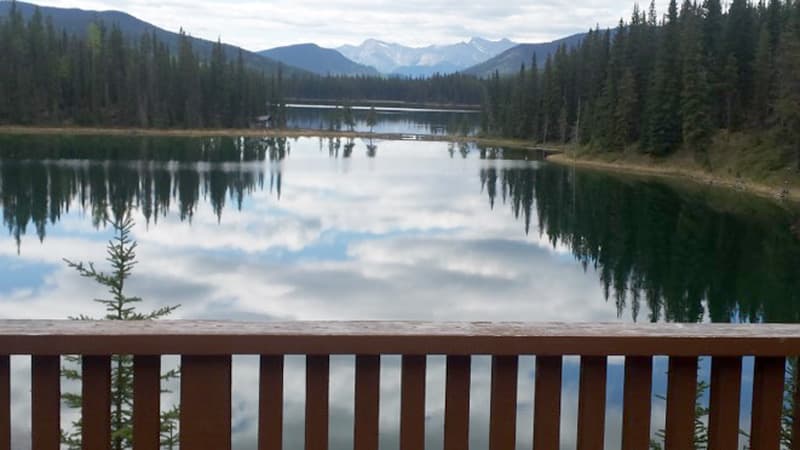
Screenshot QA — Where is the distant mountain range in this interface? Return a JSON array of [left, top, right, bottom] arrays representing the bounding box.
[[462, 33, 588, 77], [337, 37, 517, 76], [259, 44, 380, 76], [1, 1, 592, 79], [0, 1, 305, 76]]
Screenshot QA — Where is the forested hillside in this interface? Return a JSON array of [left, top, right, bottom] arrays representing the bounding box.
[[282, 73, 486, 105], [0, 1, 282, 127], [0, 1, 486, 127], [482, 0, 800, 170]]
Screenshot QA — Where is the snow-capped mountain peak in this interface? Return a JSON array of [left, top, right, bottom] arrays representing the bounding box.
[[337, 37, 516, 76]]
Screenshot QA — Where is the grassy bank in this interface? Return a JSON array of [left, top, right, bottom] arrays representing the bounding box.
[[0, 125, 547, 151], [547, 131, 800, 203]]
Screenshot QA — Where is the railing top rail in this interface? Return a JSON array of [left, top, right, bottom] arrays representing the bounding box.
[[1, 320, 799, 356]]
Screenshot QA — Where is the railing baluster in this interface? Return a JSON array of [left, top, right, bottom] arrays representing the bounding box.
[[708, 356, 742, 450], [622, 355, 652, 450], [750, 356, 785, 450], [180, 355, 232, 450], [82, 355, 111, 450], [444, 355, 470, 450], [792, 357, 800, 450], [0, 355, 8, 450], [665, 356, 697, 450], [577, 355, 607, 450], [489, 355, 518, 450], [133, 355, 161, 450], [306, 355, 330, 450], [259, 355, 284, 450], [31, 355, 60, 450], [354, 355, 380, 450], [400, 355, 426, 450], [533, 355, 562, 450]]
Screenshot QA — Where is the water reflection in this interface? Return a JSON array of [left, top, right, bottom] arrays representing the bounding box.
[[0, 135, 798, 324], [480, 165, 800, 323], [285, 104, 480, 136], [0, 135, 797, 449]]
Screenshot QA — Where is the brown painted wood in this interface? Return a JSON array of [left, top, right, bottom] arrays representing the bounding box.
[[664, 356, 697, 450], [4, 321, 800, 356], [305, 355, 329, 450], [444, 355, 470, 450], [792, 357, 800, 450], [354, 355, 380, 450], [180, 355, 232, 450], [32, 355, 60, 450], [82, 356, 111, 450], [707, 356, 742, 450], [576, 355, 607, 450], [489, 355, 518, 450], [400, 355, 426, 450], [533, 356, 562, 450], [259, 355, 284, 450], [0, 355, 9, 450], [622, 356, 652, 450], [750, 357, 785, 450], [133, 355, 161, 450]]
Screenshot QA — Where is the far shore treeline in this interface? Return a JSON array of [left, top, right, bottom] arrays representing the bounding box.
[[0, 0, 485, 128], [482, 0, 800, 169]]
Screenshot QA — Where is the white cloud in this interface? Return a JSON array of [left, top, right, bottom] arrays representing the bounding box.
[[31, 0, 671, 49]]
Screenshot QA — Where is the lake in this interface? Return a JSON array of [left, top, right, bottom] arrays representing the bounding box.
[[284, 104, 481, 136], [0, 134, 798, 449]]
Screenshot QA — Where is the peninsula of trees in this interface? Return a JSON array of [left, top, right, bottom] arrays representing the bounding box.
[[482, 0, 800, 169]]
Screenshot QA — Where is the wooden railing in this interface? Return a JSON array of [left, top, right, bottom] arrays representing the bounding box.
[[1, 321, 800, 450]]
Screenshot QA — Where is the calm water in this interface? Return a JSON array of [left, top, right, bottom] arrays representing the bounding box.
[[0, 134, 798, 449], [284, 104, 480, 136]]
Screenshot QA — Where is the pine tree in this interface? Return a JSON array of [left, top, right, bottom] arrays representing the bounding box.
[[774, 8, 800, 170], [61, 215, 180, 450], [681, 0, 713, 161], [647, 0, 684, 155]]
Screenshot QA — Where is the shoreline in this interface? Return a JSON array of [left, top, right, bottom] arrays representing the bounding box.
[[0, 125, 549, 151], [1, 125, 795, 204], [547, 152, 800, 204]]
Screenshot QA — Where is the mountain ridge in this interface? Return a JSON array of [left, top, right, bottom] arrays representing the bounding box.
[[337, 37, 516, 76], [462, 33, 589, 77], [259, 43, 380, 76], [0, 1, 307, 76]]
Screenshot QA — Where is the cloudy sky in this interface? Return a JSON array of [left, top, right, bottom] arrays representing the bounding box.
[[28, 0, 663, 50]]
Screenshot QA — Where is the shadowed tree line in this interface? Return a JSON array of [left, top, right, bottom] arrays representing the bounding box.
[[481, 164, 800, 323], [0, 1, 284, 128], [0, 135, 288, 248]]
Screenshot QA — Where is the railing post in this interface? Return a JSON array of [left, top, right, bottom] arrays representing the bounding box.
[[664, 356, 697, 450], [750, 356, 785, 450], [31, 355, 60, 450], [444, 355, 470, 450], [400, 355, 426, 450], [133, 355, 161, 450], [622, 356, 652, 450], [533, 355, 562, 450], [354, 355, 380, 450], [82, 355, 111, 450], [577, 355, 607, 450], [306, 355, 330, 450], [708, 356, 742, 450], [489, 355, 518, 450], [0, 355, 8, 450], [180, 355, 232, 450], [259, 355, 284, 450]]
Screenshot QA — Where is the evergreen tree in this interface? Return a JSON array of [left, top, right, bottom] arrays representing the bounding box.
[[680, 0, 713, 161], [61, 215, 180, 450], [647, 0, 683, 155]]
